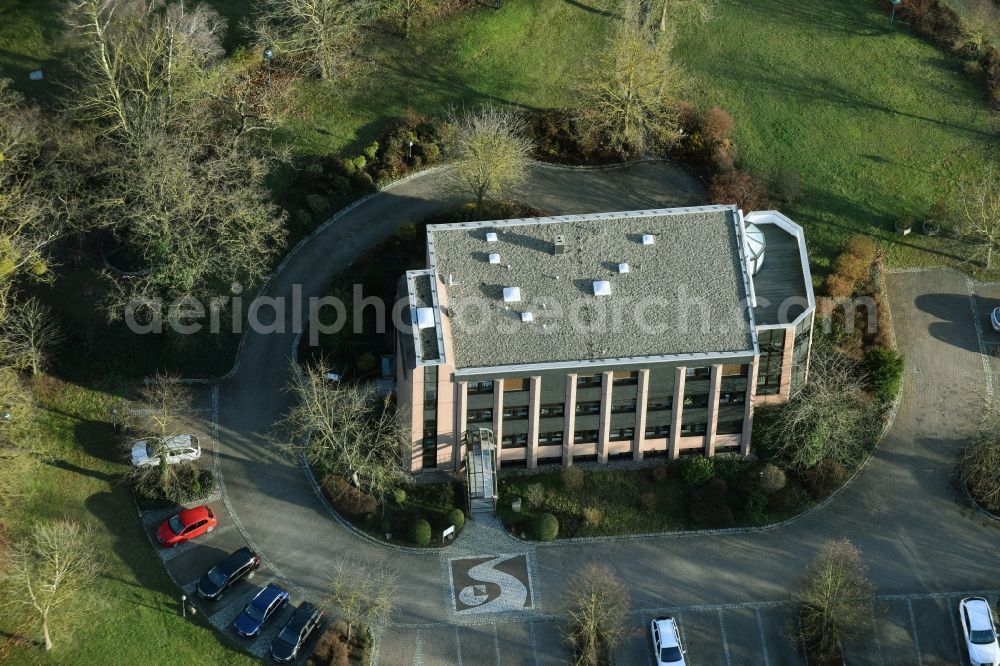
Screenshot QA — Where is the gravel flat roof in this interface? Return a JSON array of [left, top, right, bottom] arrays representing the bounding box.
[[423, 206, 757, 370]]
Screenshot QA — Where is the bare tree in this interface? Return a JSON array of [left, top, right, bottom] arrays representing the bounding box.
[[2, 520, 103, 651], [325, 559, 397, 641], [250, 0, 379, 81], [794, 538, 873, 663], [563, 563, 631, 666], [657, 0, 717, 31], [578, 3, 683, 157], [283, 361, 410, 505], [958, 405, 1000, 514], [125, 372, 196, 494], [386, 0, 441, 38], [756, 338, 880, 471], [953, 167, 1000, 270], [0, 297, 63, 375], [445, 104, 534, 207]]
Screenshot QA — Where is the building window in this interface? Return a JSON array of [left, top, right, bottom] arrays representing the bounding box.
[[574, 430, 598, 443], [719, 392, 746, 406], [610, 427, 634, 441], [680, 423, 707, 436], [504, 378, 529, 392], [576, 374, 602, 388], [647, 398, 672, 412], [502, 405, 529, 420], [467, 407, 493, 424], [540, 403, 565, 418], [575, 401, 601, 415], [686, 367, 710, 379], [501, 433, 528, 448], [538, 431, 564, 445], [683, 394, 710, 409], [721, 363, 748, 377], [612, 371, 638, 386], [757, 329, 787, 395], [645, 425, 670, 439], [611, 400, 636, 414], [422, 367, 438, 468], [716, 420, 744, 435], [467, 380, 494, 395]]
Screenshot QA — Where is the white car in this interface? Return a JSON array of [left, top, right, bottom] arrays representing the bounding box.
[[960, 597, 1000, 666], [651, 617, 686, 665], [130, 434, 201, 467], [991, 308, 1000, 333]]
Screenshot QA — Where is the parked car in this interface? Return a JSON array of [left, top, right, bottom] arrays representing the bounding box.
[[156, 505, 216, 547], [130, 434, 201, 467], [234, 583, 289, 638], [270, 602, 324, 662], [651, 617, 686, 666], [960, 597, 1000, 666], [992, 308, 1000, 333], [196, 547, 260, 601]]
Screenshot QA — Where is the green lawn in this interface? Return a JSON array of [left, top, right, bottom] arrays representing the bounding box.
[[0, 378, 255, 666]]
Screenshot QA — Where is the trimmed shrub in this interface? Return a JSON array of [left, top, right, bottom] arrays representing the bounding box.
[[831, 252, 871, 286], [824, 273, 855, 299], [312, 626, 351, 666], [411, 518, 432, 546], [560, 466, 585, 490], [582, 506, 603, 526], [525, 482, 546, 510], [447, 508, 465, 531], [321, 475, 378, 517], [535, 512, 559, 541], [768, 477, 807, 514], [679, 456, 715, 488], [743, 492, 769, 526], [843, 236, 877, 264], [758, 463, 787, 494], [865, 346, 904, 404], [803, 459, 848, 500]]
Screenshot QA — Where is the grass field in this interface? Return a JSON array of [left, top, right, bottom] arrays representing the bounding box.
[[0, 378, 255, 666]]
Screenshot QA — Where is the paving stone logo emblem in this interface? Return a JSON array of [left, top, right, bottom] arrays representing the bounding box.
[[449, 554, 533, 614]]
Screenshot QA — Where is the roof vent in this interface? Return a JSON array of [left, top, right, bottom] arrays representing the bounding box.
[[521, 312, 534, 323], [553, 235, 567, 255], [642, 234, 655, 245], [486, 232, 498, 242], [503, 287, 521, 303], [488, 253, 500, 264], [618, 262, 630, 274], [416, 307, 435, 330], [593, 280, 612, 296]]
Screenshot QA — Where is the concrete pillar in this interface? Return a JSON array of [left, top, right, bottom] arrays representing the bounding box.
[[563, 373, 577, 466], [454, 381, 468, 471], [493, 379, 504, 466], [527, 376, 541, 469], [597, 371, 613, 463], [409, 365, 425, 472], [435, 367, 455, 469], [669, 366, 686, 460], [705, 364, 722, 457], [742, 358, 759, 456], [633, 368, 650, 461]]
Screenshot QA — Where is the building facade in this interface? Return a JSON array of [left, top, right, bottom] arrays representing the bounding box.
[[396, 205, 815, 472]]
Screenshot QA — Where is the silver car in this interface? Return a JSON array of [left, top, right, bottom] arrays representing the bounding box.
[[960, 597, 1000, 666], [130, 434, 201, 467]]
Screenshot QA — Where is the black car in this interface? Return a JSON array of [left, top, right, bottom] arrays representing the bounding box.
[[196, 547, 261, 601], [270, 602, 325, 662]]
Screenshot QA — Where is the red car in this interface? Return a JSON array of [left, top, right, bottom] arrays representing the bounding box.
[[157, 506, 217, 547]]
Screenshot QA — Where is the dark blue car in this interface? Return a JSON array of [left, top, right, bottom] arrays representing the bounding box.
[[233, 583, 289, 638]]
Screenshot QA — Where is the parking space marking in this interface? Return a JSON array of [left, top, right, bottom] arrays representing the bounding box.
[[717, 609, 733, 666], [754, 608, 771, 666], [492, 623, 501, 666], [454, 626, 463, 666], [160, 524, 237, 563], [528, 618, 539, 666], [947, 598, 965, 665], [906, 598, 923, 665], [413, 628, 422, 666], [868, 600, 884, 666]]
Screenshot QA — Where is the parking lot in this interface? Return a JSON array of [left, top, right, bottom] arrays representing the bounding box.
[[375, 591, 1000, 666]]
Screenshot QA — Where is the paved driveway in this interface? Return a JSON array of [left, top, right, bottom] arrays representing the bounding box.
[[148, 162, 1000, 664]]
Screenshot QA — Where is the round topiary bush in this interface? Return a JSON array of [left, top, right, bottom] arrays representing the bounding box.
[[447, 508, 465, 531], [535, 513, 559, 542], [680, 456, 715, 488], [411, 518, 432, 546], [758, 463, 787, 494]]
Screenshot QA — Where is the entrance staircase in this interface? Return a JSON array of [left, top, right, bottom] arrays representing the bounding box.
[[465, 429, 498, 517]]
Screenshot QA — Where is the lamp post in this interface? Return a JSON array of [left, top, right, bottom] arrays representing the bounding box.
[[263, 47, 274, 85], [408, 140, 414, 159], [888, 0, 902, 32]]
